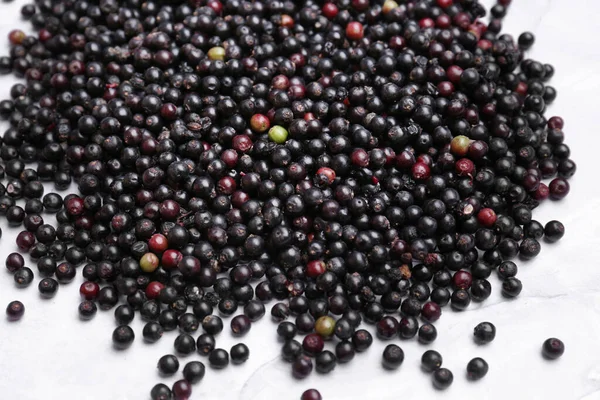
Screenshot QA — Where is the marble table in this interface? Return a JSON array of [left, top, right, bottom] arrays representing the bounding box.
[[0, 0, 597, 399]]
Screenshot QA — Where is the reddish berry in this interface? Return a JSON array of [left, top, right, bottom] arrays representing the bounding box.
[[421, 302, 442, 322], [207, 0, 223, 14], [280, 14, 294, 28], [412, 162, 431, 180], [351, 149, 369, 167], [149, 234, 169, 253], [232, 135, 253, 153], [221, 149, 238, 168], [250, 114, 271, 133], [217, 177, 237, 195], [452, 270, 473, 290], [306, 260, 326, 278], [162, 249, 183, 269], [322, 3, 338, 19], [146, 281, 165, 300], [352, 0, 369, 12], [301, 389, 323, 400], [548, 116, 564, 130], [533, 183, 550, 200], [437, 81, 454, 97], [8, 30, 26, 45], [419, 18, 435, 29], [455, 158, 475, 176], [346, 22, 364, 41], [549, 178, 570, 200], [446, 65, 463, 83], [477, 208, 497, 227], [80, 281, 100, 300], [302, 333, 325, 355], [316, 167, 336, 185], [437, 0, 453, 7], [478, 39, 492, 51]]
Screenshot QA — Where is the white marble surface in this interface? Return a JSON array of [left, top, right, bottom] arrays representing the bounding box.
[[0, 0, 598, 399]]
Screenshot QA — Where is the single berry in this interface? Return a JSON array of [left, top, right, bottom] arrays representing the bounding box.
[[542, 338, 565, 359], [382, 344, 405, 369], [474, 322, 496, 343], [421, 350, 443, 372], [432, 368, 454, 389], [6, 300, 24, 320], [466, 357, 489, 380]]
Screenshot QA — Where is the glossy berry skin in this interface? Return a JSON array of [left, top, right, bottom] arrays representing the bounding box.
[[474, 322, 496, 343], [268, 125, 288, 144], [376, 316, 399, 339], [78, 301, 97, 320], [174, 334, 197, 355], [418, 323, 438, 344], [421, 302, 441, 322], [477, 208, 497, 227], [150, 384, 172, 400], [172, 380, 192, 400], [112, 325, 135, 349], [451, 136, 471, 156], [549, 178, 570, 200], [502, 277, 523, 298], [38, 278, 58, 298], [421, 350, 443, 372], [231, 343, 250, 364], [148, 234, 168, 253], [277, 321, 298, 340], [209, 348, 230, 369], [382, 344, 405, 370], [14, 267, 34, 287], [302, 333, 325, 356], [143, 322, 164, 343], [301, 389, 322, 400], [398, 316, 419, 339], [79, 281, 100, 300], [542, 338, 565, 359], [197, 333, 216, 356], [335, 341, 355, 363], [140, 252, 159, 273], [346, 22, 364, 40], [322, 3, 338, 19], [157, 354, 180, 375], [282, 340, 303, 362], [544, 220, 565, 242], [182, 361, 205, 383], [5, 253, 24, 272], [315, 350, 337, 373], [352, 329, 373, 352], [292, 356, 313, 379], [231, 315, 252, 336], [314, 316, 335, 339], [466, 357, 489, 380], [6, 300, 24, 320], [432, 368, 454, 389], [250, 114, 270, 133]]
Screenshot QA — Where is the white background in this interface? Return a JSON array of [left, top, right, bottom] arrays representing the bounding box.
[[0, 0, 599, 399]]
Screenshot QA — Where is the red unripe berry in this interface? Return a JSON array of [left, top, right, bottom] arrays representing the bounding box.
[[148, 234, 169, 253], [80, 281, 100, 300], [346, 22, 364, 41], [477, 208, 497, 227], [162, 249, 182, 269], [146, 281, 165, 300], [412, 162, 431, 180]]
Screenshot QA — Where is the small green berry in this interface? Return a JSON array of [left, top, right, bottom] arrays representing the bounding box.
[[140, 252, 159, 273], [268, 125, 288, 144], [207, 46, 225, 61]]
